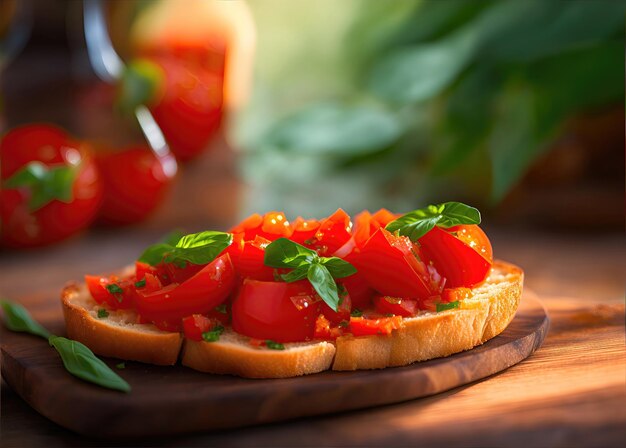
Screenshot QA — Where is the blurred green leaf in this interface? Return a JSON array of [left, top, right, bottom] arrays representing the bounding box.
[[368, 29, 480, 104], [263, 103, 403, 155]]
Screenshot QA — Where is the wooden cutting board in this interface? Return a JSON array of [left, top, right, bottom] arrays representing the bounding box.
[[0, 293, 548, 439]]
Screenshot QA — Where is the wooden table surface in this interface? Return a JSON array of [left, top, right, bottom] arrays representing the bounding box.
[[1, 148, 625, 447]]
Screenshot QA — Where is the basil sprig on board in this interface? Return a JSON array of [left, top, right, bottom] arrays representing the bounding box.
[[0, 300, 130, 393], [385, 202, 481, 241], [264, 238, 357, 312], [138, 230, 233, 266]]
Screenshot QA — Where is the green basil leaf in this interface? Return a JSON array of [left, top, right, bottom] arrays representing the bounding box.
[[48, 336, 131, 393], [202, 325, 225, 342], [117, 59, 163, 114], [280, 264, 310, 283], [264, 238, 318, 268], [0, 300, 51, 339], [386, 202, 481, 241], [265, 340, 285, 350], [307, 263, 341, 312], [138, 231, 232, 266], [3, 162, 78, 211], [319, 257, 357, 279], [436, 301, 460, 312], [168, 231, 233, 265]]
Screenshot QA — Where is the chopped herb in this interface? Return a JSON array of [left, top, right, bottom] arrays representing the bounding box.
[[436, 301, 460, 312], [97, 309, 109, 319], [106, 284, 124, 295], [116, 362, 125, 369], [214, 304, 228, 314], [303, 238, 316, 245], [266, 340, 285, 350], [350, 308, 363, 317], [134, 279, 146, 288], [338, 320, 349, 328], [202, 325, 225, 342]]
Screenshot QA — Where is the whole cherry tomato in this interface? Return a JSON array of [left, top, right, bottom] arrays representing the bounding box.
[[0, 124, 103, 248], [119, 56, 223, 162], [96, 145, 173, 225]]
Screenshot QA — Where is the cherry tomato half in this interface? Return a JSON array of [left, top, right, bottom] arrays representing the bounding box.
[[419, 225, 492, 288], [231, 279, 322, 342]]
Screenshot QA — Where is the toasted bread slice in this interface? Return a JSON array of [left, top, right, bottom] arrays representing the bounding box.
[[332, 260, 523, 370], [61, 261, 522, 376], [62, 281, 183, 366]]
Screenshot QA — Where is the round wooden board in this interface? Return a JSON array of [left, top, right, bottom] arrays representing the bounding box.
[[0, 292, 548, 438]]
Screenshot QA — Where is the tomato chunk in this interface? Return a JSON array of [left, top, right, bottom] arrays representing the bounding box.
[[314, 208, 352, 256], [231, 279, 322, 342], [313, 314, 344, 340], [237, 236, 276, 281], [85, 275, 137, 310], [349, 316, 403, 336], [183, 314, 220, 341], [355, 228, 443, 299], [134, 253, 235, 322], [373, 295, 418, 317], [419, 225, 492, 288]]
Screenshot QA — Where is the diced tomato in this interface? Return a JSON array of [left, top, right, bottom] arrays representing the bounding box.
[[231, 279, 322, 342], [223, 232, 244, 268], [152, 318, 184, 332], [229, 213, 263, 241], [352, 209, 399, 249], [341, 252, 375, 309], [163, 261, 206, 284], [183, 314, 218, 341], [348, 315, 403, 337], [373, 295, 418, 317], [441, 287, 473, 303], [320, 287, 351, 325], [290, 217, 320, 245], [356, 228, 443, 300], [419, 225, 492, 288], [314, 209, 352, 256], [229, 211, 293, 241], [85, 274, 138, 310], [134, 253, 235, 322], [313, 314, 344, 340], [237, 235, 276, 281]]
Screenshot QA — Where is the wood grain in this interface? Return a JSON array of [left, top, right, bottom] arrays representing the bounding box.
[[0, 293, 547, 438]]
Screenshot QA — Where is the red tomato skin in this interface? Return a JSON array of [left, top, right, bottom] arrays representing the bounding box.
[[237, 236, 276, 281], [0, 124, 103, 248], [356, 228, 440, 300], [85, 275, 136, 310], [341, 251, 375, 309], [314, 209, 353, 256], [290, 217, 320, 245], [352, 209, 399, 249], [182, 314, 216, 341], [419, 225, 492, 288], [320, 290, 351, 325], [96, 145, 172, 226], [373, 296, 418, 317], [348, 316, 403, 337], [229, 213, 263, 240], [231, 279, 322, 343], [134, 253, 235, 322], [147, 55, 223, 162]]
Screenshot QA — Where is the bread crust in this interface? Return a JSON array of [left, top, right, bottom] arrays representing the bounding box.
[[62, 282, 183, 366], [332, 261, 523, 370], [61, 260, 523, 376]]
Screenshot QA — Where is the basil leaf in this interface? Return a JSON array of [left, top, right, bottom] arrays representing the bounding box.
[[319, 257, 357, 279], [168, 231, 233, 265], [48, 336, 131, 393], [137, 243, 172, 266], [385, 202, 481, 241], [436, 301, 460, 312], [0, 300, 51, 339], [264, 238, 318, 268], [307, 263, 341, 312], [3, 161, 78, 211], [138, 231, 232, 266], [280, 264, 310, 283]]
